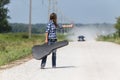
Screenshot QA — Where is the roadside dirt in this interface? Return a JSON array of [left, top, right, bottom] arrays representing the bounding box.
[[0, 55, 32, 70]]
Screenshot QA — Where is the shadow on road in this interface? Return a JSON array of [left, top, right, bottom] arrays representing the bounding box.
[[43, 66, 76, 69]]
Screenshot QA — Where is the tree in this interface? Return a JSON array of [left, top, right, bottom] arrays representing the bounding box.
[[0, 0, 11, 33], [115, 17, 120, 37]]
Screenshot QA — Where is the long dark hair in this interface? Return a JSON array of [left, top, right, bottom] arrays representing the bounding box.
[[50, 13, 58, 27]]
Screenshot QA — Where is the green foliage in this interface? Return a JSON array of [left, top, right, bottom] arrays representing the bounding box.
[[95, 21, 120, 44], [115, 17, 120, 37], [0, 33, 45, 66], [0, 33, 67, 66], [97, 33, 120, 44], [0, 0, 11, 33], [10, 23, 72, 34], [10, 23, 46, 33], [0, 0, 10, 7], [57, 33, 68, 41]]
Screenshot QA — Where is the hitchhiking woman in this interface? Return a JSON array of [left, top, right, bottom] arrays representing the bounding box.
[[41, 13, 58, 69]]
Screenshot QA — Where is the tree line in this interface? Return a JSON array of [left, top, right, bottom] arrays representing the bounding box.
[[10, 23, 46, 34], [0, 0, 120, 37], [10, 23, 68, 34]]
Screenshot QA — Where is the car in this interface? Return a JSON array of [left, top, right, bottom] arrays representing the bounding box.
[[78, 35, 85, 41]]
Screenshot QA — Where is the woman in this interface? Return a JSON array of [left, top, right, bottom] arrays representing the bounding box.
[[41, 13, 58, 69]]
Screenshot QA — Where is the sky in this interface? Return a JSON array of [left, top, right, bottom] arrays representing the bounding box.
[[7, 0, 120, 24]]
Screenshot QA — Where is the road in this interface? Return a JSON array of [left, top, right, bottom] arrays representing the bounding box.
[[0, 41, 120, 80]]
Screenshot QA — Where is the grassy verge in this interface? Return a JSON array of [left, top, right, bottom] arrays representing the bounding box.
[[0, 33, 67, 66], [96, 33, 120, 44]]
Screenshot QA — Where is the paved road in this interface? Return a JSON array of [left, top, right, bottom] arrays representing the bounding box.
[[0, 41, 120, 80]]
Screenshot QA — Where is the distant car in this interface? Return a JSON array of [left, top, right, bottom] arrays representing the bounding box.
[[78, 35, 85, 41]]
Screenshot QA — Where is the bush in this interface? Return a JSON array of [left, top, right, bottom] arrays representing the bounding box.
[[97, 33, 120, 44]]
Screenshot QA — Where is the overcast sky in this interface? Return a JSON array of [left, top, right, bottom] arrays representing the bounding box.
[[7, 0, 120, 24]]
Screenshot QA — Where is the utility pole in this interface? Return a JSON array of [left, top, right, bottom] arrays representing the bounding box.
[[29, 0, 32, 39]]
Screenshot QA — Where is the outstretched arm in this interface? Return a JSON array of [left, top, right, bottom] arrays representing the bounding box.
[[45, 32, 48, 43]]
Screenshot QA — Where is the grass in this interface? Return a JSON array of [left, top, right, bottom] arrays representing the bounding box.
[[97, 33, 120, 44], [0, 33, 67, 66], [0, 33, 44, 66]]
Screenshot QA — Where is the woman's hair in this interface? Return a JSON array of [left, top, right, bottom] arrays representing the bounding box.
[[50, 13, 58, 27]]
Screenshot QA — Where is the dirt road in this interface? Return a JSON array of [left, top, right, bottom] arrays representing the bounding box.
[[0, 41, 120, 80]]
